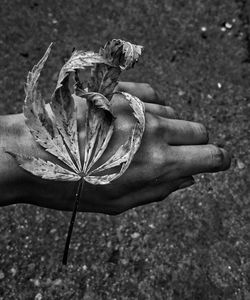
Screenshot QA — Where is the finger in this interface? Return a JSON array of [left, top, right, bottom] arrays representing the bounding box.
[[115, 81, 165, 105], [158, 117, 209, 145], [145, 102, 177, 119], [168, 145, 231, 178], [114, 176, 195, 213]]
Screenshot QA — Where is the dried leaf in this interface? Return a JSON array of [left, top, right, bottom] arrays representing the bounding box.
[[88, 39, 143, 100], [89, 130, 133, 175], [84, 173, 118, 185], [56, 51, 108, 87], [100, 39, 143, 70], [52, 69, 81, 170], [82, 92, 114, 173], [88, 64, 121, 100], [7, 152, 81, 181], [11, 40, 145, 185], [23, 44, 79, 173], [51, 50, 115, 171], [9, 39, 145, 265], [88, 92, 145, 184], [122, 42, 143, 70]]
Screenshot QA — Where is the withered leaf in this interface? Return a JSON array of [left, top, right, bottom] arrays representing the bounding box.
[[100, 39, 143, 70], [7, 152, 81, 181], [9, 39, 145, 264], [57, 50, 109, 83], [52, 65, 81, 170], [87, 92, 145, 184], [23, 43, 79, 173], [82, 92, 114, 174], [88, 39, 143, 100], [11, 39, 144, 183]]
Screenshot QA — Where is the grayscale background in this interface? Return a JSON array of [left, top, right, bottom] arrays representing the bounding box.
[[0, 1, 249, 299]]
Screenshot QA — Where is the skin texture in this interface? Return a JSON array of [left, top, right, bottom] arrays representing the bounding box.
[[0, 82, 231, 215]]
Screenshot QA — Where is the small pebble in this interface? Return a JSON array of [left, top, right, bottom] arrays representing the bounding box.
[[82, 265, 87, 271], [121, 258, 129, 265], [10, 267, 17, 276], [34, 293, 42, 300], [46, 278, 52, 285], [53, 278, 62, 286], [178, 89, 185, 96], [33, 279, 40, 287], [131, 232, 140, 239], [237, 159, 245, 169], [225, 22, 232, 29]]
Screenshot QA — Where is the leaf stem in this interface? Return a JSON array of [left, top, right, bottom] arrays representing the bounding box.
[[62, 179, 84, 265]]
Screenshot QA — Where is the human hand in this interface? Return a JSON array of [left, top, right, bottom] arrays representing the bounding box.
[[33, 81, 230, 214]]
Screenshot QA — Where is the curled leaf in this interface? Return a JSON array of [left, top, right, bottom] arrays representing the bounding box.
[[9, 40, 145, 265], [88, 64, 121, 100], [88, 39, 143, 100], [11, 40, 145, 184], [56, 51, 108, 88], [87, 92, 145, 184], [121, 41, 143, 70], [100, 39, 143, 70]]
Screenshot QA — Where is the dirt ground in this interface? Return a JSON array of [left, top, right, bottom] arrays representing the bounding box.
[[0, 0, 249, 299]]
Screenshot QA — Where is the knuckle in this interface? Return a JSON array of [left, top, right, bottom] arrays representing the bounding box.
[[145, 112, 161, 134], [150, 145, 166, 167]]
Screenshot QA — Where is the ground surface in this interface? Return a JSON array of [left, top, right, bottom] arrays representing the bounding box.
[[0, 0, 249, 299]]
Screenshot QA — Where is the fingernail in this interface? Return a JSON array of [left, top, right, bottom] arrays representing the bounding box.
[[219, 148, 232, 170], [179, 179, 195, 189]]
